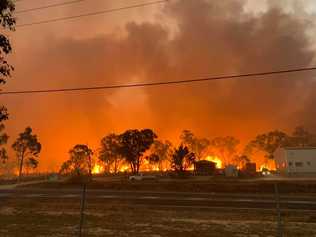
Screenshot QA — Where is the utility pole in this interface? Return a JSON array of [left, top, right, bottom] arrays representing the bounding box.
[[78, 183, 87, 237], [274, 183, 283, 237]]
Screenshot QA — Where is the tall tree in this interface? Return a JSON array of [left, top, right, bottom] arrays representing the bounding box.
[[210, 136, 240, 165], [118, 129, 157, 174], [180, 130, 210, 160], [149, 140, 172, 170], [65, 144, 94, 176], [98, 133, 122, 173], [171, 145, 195, 173], [0, 1, 15, 165], [233, 155, 250, 168], [0, 123, 8, 163], [12, 127, 41, 181], [248, 130, 290, 159], [0, 0, 15, 86], [290, 126, 316, 147]]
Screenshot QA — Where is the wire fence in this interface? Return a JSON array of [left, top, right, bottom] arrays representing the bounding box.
[[1, 176, 316, 236]]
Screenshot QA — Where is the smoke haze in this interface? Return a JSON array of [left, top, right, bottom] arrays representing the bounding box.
[[2, 0, 316, 170]]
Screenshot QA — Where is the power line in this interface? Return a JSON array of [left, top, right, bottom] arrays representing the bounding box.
[[16, 0, 168, 27], [16, 0, 85, 14], [1, 66, 316, 95]]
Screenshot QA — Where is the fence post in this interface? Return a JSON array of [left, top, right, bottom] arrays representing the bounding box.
[[78, 183, 87, 237], [274, 183, 283, 237]]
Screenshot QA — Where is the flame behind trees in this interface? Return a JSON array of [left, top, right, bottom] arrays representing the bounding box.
[[209, 136, 240, 166], [12, 127, 41, 181], [59, 126, 316, 176], [96, 129, 157, 174], [171, 145, 196, 173], [98, 133, 122, 174], [247, 130, 290, 160], [148, 140, 172, 171], [246, 127, 316, 164], [118, 129, 157, 174], [60, 144, 94, 177], [180, 130, 210, 161]]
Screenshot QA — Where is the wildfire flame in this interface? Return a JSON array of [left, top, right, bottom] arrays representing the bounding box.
[[92, 164, 104, 174], [259, 160, 276, 171], [119, 165, 129, 172], [204, 155, 222, 168]]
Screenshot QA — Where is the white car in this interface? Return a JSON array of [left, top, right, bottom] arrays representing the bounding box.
[[129, 174, 156, 181]]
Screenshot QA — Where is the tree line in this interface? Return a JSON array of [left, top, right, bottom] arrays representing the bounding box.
[[59, 126, 316, 177], [0, 125, 315, 180], [0, 127, 41, 181]]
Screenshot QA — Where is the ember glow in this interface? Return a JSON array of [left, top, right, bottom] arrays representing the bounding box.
[[92, 164, 104, 174], [119, 165, 130, 173], [259, 160, 276, 172], [204, 156, 222, 169]]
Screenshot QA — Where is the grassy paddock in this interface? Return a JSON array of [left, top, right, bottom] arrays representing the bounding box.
[[1, 197, 316, 237], [17, 176, 316, 194]]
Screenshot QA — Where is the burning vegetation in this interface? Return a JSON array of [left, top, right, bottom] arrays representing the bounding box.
[[1, 126, 315, 178], [55, 126, 315, 178]]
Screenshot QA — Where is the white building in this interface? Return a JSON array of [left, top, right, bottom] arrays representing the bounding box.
[[274, 147, 316, 175]]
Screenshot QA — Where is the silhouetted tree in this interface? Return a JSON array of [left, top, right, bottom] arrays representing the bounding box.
[[148, 153, 160, 165], [210, 136, 240, 165], [233, 154, 250, 168], [0, 123, 8, 163], [248, 130, 290, 159], [149, 140, 172, 170], [118, 129, 157, 174], [171, 145, 195, 173], [61, 144, 94, 177], [0, 0, 15, 86], [12, 127, 41, 181], [0, 147, 7, 164], [98, 133, 122, 173], [59, 160, 72, 175], [180, 130, 209, 160], [290, 126, 316, 147], [0, 106, 8, 123], [0, 1, 15, 165]]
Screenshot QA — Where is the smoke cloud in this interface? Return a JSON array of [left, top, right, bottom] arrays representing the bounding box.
[[2, 0, 316, 170]]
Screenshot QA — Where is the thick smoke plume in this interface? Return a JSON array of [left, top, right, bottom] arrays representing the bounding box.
[[2, 0, 316, 170]]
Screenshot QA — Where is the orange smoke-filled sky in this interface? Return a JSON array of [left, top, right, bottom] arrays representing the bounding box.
[[1, 0, 316, 171]]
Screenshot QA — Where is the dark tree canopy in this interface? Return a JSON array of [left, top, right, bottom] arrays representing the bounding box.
[[0, 123, 8, 163], [180, 130, 210, 160], [118, 129, 157, 174], [12, 127, 41, 180], [60, 144, 94, 176], [0, 0, 15, 84], [171, 145, 195, 173], [148, 140, 172, 170], [98, 133, 122, 173], [248, 130, 290, 159], [0, 0, 15, 162], [210, 136, 240, 165], [290, 126, 316, 147]]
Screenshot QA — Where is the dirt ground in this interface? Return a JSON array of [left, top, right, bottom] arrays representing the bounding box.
[[1, 197, 316, 237]]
